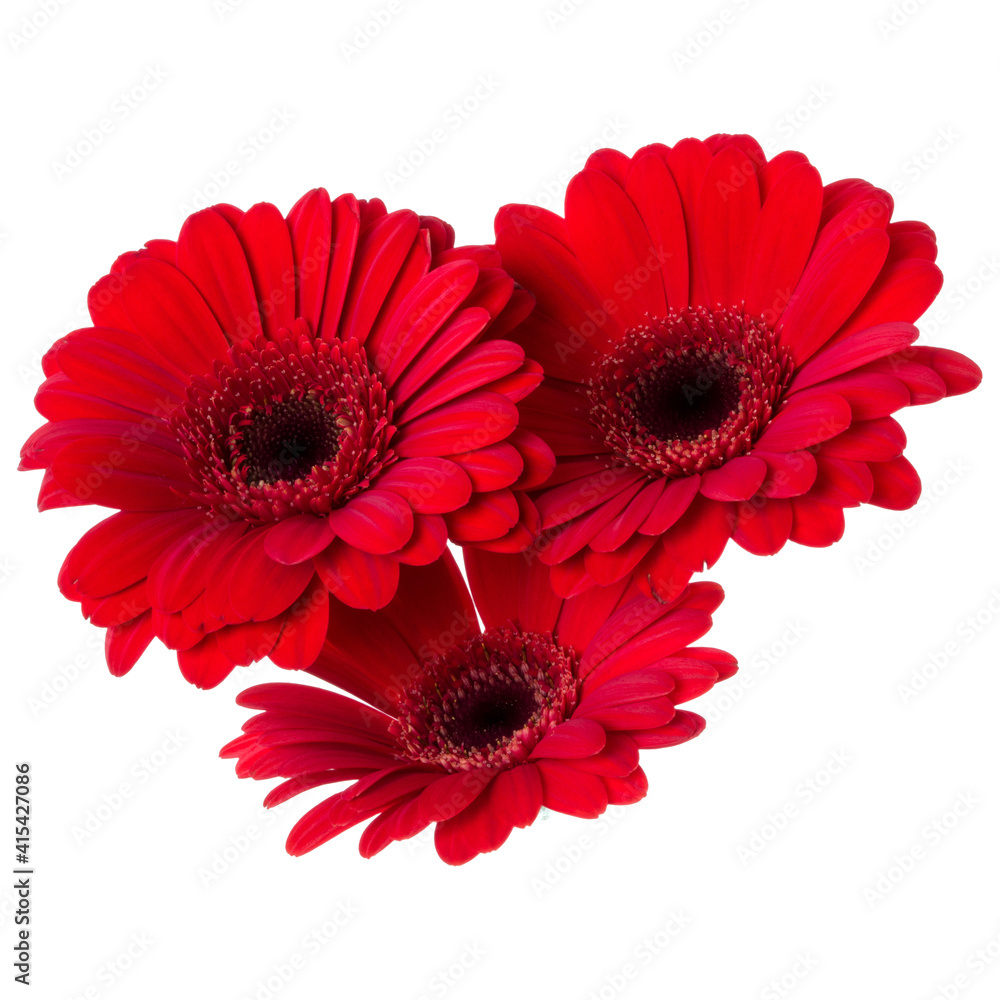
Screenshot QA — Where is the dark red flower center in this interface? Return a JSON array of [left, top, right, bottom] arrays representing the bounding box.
[[392, 626, 578, 772], [587, 306, 793, 477], [172, 330, 396, 522], [238, 396, 342, 486]]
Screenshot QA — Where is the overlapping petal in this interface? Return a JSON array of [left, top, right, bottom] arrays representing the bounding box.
[[221, 553, 734, 864], [22, 190, 553, 685], [494, 136, 980, 598]]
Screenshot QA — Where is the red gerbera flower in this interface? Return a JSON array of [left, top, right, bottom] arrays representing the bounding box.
[[494, 135, 982, 599], [20, 191, 553, 687], [221, 551, 735, 865]]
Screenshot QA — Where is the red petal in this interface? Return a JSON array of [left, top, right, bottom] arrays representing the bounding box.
[[287, 188, 333, 332], [746, 162, 823, 321], [398, 340, 525, 421], [639, 474, 701, 535], [394, 391, 517, 456], [314, 541, 400, 610], [754, 393, 852, 452], [625, 152, 688, 307], [263, 514, 335, 565], [536, 761, 608, 819], [530, 719, 606, 760], [121, 258, 228, 372], [395, 513, 449, 566], [754, 450, 818, 498], [386, 307, 491, 405], [565, 167, 666, 326], [789, 498, 846, 546], [374, 457, 472, 513], [665, 138, 713, 306], [699, 456, 767, 501], [215, 617, 282, 667], [236, 202, 296, 339], [733, 498, 793, 555], [229, 530, 314, 621], [433, 776, 517, 865], [778, 228, 889, 363], [696, 146, 760, 306], [326, 490, 414, 555], [909, 346, 982, 397], [836, 258, 943, 342], [338, 210, 421, 346], [603, 767, 648, 804], [796, 372, 910, 420], [444, 489, 520, 543], [417, 769, 494, 827], [630, 710, 705, 748], [868, 456, 921, 510], [105, 611, 154, 676], [370, 260, 479, 386], [270, 578, 330, 669], [449, 442, 523, 492], [177, 207, 260, 340], [54, 329, 186, 415], [820, 418, 906, 462], [51, 440, 193, 510], [316, 193, 361, 340], [177, 634, 236, 688], [809, 456, 873, 506], [589, 479, 667, 553], [788, 322, 918, 392], [658, 495, 735, 572]]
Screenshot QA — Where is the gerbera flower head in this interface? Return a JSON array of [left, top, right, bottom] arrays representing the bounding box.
[[221, 550, 735, 865], [495, 135, 982, 599], [20, 191, 553, 687]]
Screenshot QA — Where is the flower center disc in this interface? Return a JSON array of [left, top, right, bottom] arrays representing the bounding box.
[[239, 396, 342, 486], [392, 627, 578, 772], [173, 331, 396, 521], [588, 306, 793, 478]]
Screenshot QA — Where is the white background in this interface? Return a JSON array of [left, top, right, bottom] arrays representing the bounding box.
[[3, 0, 999, 997]]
